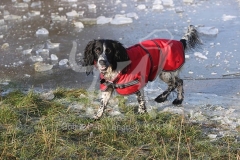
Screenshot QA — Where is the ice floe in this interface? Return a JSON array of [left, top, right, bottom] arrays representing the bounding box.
[[51, 54, 58, 61], [79, 18, 97, 25], [59, 59, 69, 66], [45, 40, 60, 49], [14, 3, 29, 8], [88, 4, 96, 10], [152, 4, 164, 10], [97, 16, 112, 25], [30, 1, 42, 8], [175, 7, 184, 13], [197, 26, 219, 36], [51, 13, 67, 21], [153, 0, 164, 10], [222, 14, 236, 21], [30, 55, 43, 62], [36, 28, 49, 35], [1, 43, 9, 50], [66, 10, 79, 18], [34, 62, 53, 72], [126, 12, 139, 19], [74, 21, 84, 28], [194, 52, 208, 59], [162, 0, 174, 6], [137, 4, 146, 10], [183, 0, 194, 3], [4, 15, 22, 21], [110, 15, 133, 25]]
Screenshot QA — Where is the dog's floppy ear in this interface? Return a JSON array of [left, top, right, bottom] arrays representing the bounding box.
[[111, 40, 129, 62], [83, 40, 95, 75]]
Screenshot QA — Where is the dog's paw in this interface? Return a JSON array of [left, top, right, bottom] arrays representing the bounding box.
[[172, 99, 183, 105], [154, 95, 167, 103], [93, 115, 102, 120], [137, 109, 147, 114]]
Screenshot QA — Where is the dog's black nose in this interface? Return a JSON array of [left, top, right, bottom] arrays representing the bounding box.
[[98, 60, 106, 66]]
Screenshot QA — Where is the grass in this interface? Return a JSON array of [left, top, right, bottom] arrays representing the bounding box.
[[0, 88, 240, 159]]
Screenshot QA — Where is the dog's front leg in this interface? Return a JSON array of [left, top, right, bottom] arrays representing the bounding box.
[[136, 89, 147, 114], [94, 87, 113, 119]]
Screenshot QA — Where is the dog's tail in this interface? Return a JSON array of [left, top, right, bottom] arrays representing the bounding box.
[[180, 25, 202, 51]]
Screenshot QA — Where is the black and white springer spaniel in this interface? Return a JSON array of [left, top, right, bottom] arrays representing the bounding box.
[[83, 25, 201, 119]]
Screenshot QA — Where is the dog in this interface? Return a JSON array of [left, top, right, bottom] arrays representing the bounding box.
[[83, 25, 201, 119]]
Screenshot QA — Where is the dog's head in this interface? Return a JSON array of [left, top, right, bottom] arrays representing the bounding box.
[[83, 39, 129, 75]]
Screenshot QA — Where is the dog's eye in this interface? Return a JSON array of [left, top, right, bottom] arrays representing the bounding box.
[[95, 47, 101, 54], [105, 48, 111, 54]]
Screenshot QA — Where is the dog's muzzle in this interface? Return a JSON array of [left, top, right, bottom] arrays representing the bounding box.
[[97, 57, 109, 72]]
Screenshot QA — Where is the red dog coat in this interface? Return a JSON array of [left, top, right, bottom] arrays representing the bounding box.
[[100, 39, 185, 95]]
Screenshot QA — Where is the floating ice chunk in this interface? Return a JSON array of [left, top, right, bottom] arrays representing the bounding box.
[[115, 0, 121, 5], [36, 49, 49, 59], [222, 14, 236, 21], [175, 7, 184, 13], [74, 21, 84, 28], [153, 0, 163, 9], [111, 15, 133, 25], [30, 1, 42, 8], [58, 7, 64, 11], [1, 43, 9, 50], [51, 54, 58, 61], [189, 71, 194, 74], [4, 15, 22, 21], [14, 3, 28, 8], [216, 52, 221, 57], [66, 10, 79, 18], [59, 59, 68, 66], [34, 62, 53, 72], [97, 16, 112, 24], [88, 4, 96, 9], [152, 4, 164, 10], [126, 12, 139, 19], [194, 52, 207, 59], [28, 11, 41, 16], [153, 0, 162, 5], [23, 0, 31, 2], [137, 4, 146, 10], [198, 26, 218, 36], [185, 54, 190, 59], [162, 0, 174, 6], [51, 13, 67, 21], [122, 3, 127, 7], [30, 55, 43, 62], [79, 18, 97, 25], [23, 49, 32, 55], [36, 28, 49, 35], [46, 40, 60, 49], [211, 72, 217, 75], [183, 0, 194, 3]]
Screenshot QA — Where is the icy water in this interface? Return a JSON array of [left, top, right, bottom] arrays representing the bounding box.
[[1, 0, 240, 133]]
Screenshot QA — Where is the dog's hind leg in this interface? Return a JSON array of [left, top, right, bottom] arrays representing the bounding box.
[[136, 89, 147, 114], [94, 87, 113, 119], [172, 77, 184, 105], [155, 71, 184, 105], [155, 72, 175, 103]]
